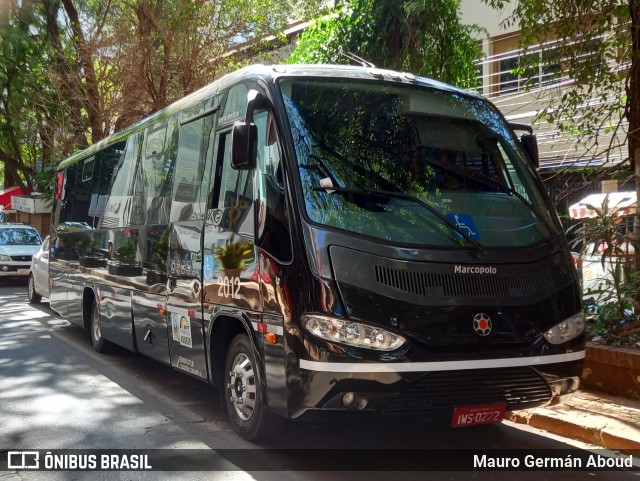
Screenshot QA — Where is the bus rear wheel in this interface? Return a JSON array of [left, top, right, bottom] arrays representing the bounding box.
[[90, 299, 112, 353], [224, 333, 285, 441]]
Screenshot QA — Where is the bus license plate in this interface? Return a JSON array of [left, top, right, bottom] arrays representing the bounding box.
[[452, 403, 506, 428]]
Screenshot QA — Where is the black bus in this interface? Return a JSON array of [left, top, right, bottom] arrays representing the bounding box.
[[49, 64, 585, 441]]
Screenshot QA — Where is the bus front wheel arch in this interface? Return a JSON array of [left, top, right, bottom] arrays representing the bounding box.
[[224, 333, 285, 441]]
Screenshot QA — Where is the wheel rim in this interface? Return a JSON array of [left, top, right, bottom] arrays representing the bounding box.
[[91, 304, 101, 342], [228, 353, 257, 421]]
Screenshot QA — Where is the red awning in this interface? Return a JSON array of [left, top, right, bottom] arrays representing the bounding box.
[[568, 191, 637, 219], [0, 186, 24, 210]]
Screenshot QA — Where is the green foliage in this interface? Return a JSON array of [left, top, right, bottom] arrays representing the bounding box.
[[568, 196, 640, 335], [115, 239, 137, 264], [1, 0, 325, 193], [75, 233, 100, 257], [152, 229, 169, 270], [590, 267, 639, 335], [33, 163, 57, 201], [0, 1, 59, 191], [287, 0, 485, 89], [216, 242, 254, 269]]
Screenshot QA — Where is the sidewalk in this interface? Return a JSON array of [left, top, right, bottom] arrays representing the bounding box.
[[508, 389, 640, 453]]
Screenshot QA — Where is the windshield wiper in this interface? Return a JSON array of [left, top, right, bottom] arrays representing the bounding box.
[[473, 175, 558, 237], [313, 185, 486, 258], [425, 158, 558, 237], [464, 172, 557, 237]]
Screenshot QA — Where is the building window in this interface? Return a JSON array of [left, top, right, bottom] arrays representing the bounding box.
[[496, 48, 560, 94]]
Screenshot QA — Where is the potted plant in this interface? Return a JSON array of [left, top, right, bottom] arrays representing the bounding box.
[[146, 229, 169, 285], [216, 241, 253, 277], [78, 234, 107, 268], [109, 238, 142, 276]]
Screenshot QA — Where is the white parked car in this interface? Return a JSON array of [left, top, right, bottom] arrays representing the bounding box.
[[28, 235, 50, 303], [0, 223, 42, 279]]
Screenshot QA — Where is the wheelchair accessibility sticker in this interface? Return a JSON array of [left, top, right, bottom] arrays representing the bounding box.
[[447, 213, 480, 240]]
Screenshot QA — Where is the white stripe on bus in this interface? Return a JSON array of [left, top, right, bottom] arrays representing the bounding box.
[[299, 351, 585, 373]]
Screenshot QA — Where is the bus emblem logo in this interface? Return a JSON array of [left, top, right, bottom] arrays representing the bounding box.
[[473, 313, 492, 336]]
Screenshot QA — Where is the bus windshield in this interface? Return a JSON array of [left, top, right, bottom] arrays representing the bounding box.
[[280, 79, 560, 248]]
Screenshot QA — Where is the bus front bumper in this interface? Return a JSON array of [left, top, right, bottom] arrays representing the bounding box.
[[285, 353, 584, 422]]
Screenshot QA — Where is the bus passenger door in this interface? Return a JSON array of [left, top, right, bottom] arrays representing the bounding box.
[[202, 84, 267, 322], [166, 109, 215, 379], [202, 125, 260, 317]]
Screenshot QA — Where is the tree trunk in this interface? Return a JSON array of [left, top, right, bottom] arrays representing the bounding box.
[[61, 0, 105, 143], [0, 149, 29, 192], [628, 1, 640, 298], [41, 0, 88, 151]]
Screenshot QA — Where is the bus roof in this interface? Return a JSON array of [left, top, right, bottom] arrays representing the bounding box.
[[58, 64, 480, 169]]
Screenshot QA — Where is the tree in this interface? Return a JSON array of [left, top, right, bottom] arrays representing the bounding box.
[[0, 0, 117, 193], [483, 0, 640, 318], [287, 0, 485, 89], [483, 1, 631, 169], [42, 0, 116, 149], [0, 1, 56, 192], [0, 0, 325, 193], [108, 0, 321, 122]]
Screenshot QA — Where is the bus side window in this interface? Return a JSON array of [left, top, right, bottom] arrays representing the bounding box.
[[72, 156, 98, 227], [254, 111, 292, 262], [215, 131, 255, 238], [96, 142, 125, 225], [103, 133, 141, 228], [141, 119, 176, 224], [59, 164, 77, 224], [171, 114, 214, 222]]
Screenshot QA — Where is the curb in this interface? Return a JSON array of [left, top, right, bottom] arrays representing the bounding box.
[[508, 410, 640, 453], [507, 390, 640, 454]]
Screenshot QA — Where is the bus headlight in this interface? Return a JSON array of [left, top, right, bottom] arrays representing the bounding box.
[[543, 313, 585, 344], [301, 314, 406, 351]]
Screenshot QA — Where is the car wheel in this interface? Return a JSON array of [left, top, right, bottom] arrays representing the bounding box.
[[224, 333, 285, 441], [27, 274, 42, 304], [90, 299, 112, 353]]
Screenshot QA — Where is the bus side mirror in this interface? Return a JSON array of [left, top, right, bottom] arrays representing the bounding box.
[[509, 122, 539, 169], [231, 121, 258, 170], [231, 89, 271, 170], [520, 134, 539, 169]]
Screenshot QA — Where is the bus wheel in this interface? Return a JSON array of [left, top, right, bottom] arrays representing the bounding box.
[[224, 334, 285, 441], [27, 274, 41, 304], [90, 299, 112, 353]]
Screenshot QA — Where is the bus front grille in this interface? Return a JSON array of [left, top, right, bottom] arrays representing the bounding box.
[[374, 265, 553, 298], [383, 367, 552, 415]]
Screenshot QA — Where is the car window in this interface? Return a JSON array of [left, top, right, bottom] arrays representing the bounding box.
[[0, 228, 42, 246]]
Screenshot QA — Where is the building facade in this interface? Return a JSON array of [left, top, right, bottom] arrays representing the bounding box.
[[460, 1, 631, 214]]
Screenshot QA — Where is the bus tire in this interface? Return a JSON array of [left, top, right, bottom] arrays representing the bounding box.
[[224, 333, 285, 441], [27, 274, 42, 304], [89, 299, 112, 354]]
